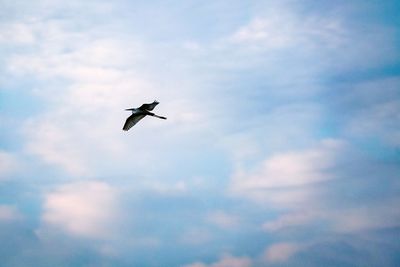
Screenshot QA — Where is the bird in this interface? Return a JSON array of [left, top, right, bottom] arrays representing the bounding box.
[[123, 100, 167, 131]]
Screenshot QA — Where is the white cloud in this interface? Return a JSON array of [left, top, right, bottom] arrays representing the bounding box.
[[41, 181, 119, 239], [25, 120, 90, 176], [0, 22, 36, 44], [4, 18, 214, 177], [263, 242, 304, 263], [9, 38, 144, 80], [183, 254, 252, 267], [6, 22, 160, 175]]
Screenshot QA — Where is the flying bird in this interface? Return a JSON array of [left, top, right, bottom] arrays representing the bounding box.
[[123, 100, 167, 131]]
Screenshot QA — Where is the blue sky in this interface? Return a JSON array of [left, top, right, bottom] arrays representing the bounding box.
[[1, 0, 399, 266]]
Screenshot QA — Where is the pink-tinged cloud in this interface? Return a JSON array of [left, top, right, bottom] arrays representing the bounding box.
[[263, 242, 303, 263], [41, 181, 119, 239], [206, 211, 239, 229], [230, 139, 346, 207], [0, 205, 22, 221]]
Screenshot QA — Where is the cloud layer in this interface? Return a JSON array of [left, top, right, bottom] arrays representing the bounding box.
[[1, 0, 399, 266]]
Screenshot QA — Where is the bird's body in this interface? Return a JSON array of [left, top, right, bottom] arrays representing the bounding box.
[[123, 100, 166, 131]]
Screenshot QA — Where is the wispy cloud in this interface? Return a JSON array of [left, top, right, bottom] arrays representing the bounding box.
[[183, 254, 252, 267], [263, 242, 305, 263], [330, 198, 400, 233], [230, 13, 345, 50], [262, 210, 316, 232], [343, 77, 400, 146]]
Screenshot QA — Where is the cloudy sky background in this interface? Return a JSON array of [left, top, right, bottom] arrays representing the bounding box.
[[1, 0, 400, 266]]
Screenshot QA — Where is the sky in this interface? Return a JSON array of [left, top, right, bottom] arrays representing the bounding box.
[[0, 0, 400, 266]]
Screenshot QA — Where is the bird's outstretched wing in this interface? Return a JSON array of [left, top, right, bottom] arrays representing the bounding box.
[[123, 114, 146, 131], [138, 101, 159, 111]]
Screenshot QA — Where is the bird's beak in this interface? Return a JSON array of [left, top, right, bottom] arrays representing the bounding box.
[[125, 108, 134, 111]]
